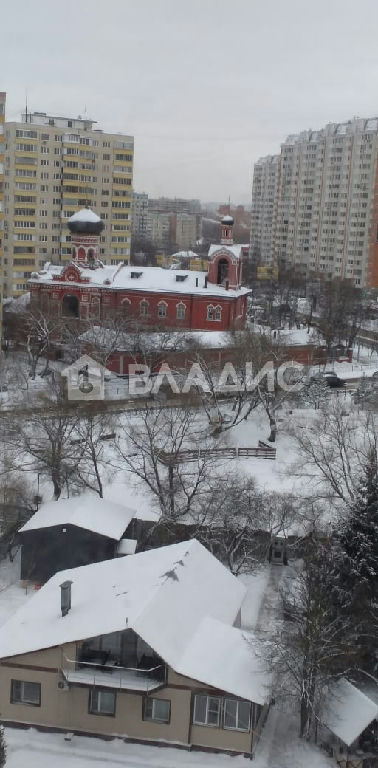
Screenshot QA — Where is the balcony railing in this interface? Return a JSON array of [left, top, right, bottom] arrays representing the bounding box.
[[61, 655, 166, 693]]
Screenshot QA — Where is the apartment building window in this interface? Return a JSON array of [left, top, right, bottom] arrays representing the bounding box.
[[11, 680, 41, 707], [193, 695, 221, 726], [103, 153, 110, 160], [41, 134, 49, 141], [15, 142, 37, 152], [16, 130, 37, 139], [89, 688, 116, 716], [40, 160, 49, 166], [41, 146, 49, 154], [143, 697, 170, 723]]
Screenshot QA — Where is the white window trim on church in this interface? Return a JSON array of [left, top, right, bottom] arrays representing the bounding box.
[[207, 304, 222, 321]]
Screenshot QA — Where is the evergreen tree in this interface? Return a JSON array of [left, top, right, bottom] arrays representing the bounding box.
[[335, 455, 378, 669]]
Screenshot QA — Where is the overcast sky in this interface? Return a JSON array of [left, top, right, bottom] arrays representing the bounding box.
[[3, 0, 378, 203]]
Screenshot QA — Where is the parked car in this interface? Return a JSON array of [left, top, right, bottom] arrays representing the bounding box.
[[311, 372, 346, 388]]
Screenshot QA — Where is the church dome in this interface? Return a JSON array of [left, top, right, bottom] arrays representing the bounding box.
[[221, 215, 234, 225], [68, 208, 104, 235]]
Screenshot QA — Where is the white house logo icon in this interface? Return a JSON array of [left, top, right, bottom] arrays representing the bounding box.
[[62, 355, 105, 401]]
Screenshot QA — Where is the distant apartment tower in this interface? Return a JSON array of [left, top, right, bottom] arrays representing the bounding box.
[[0, 93, 5, 333], [146, 211, 172, 249], [148, 197, 201, 215], [3, 111, 134, 296], [251, 117, 378, 288], [132, 192, 148, 238]]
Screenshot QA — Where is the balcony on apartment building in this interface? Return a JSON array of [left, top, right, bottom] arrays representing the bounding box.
[[62, 629, 167, 692]]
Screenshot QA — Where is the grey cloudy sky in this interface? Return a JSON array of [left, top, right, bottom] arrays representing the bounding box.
[[3, 0, 378, 203]]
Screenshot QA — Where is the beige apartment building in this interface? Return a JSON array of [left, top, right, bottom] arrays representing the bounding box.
[[251, 117, 378, 288], [3, 110, 133, 297], [0, 93, 5, 332]]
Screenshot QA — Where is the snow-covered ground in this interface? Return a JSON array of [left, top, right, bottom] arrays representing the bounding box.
[[0, 551, 33, 627]]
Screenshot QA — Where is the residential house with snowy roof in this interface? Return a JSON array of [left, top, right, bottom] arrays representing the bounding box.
[[0, 540, 270, 756], [28, 210, 251, 336]]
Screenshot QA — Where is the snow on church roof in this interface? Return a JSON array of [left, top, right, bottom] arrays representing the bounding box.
[[19, 492, 135, 541], [208, 243, 249, 260], [0, 540, 269, 703], [322, 678, 378, 746], [68, 208, 102, 224], [31, 263, 250, 298]]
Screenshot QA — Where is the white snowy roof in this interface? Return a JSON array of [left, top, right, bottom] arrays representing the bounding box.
[[117, 539, 138, 555], [19, 493, 134, 541], [171, 250, 200, 259], [31, 263, 250, 299], [178, 617, 269, 705], [0, 540, 269, 703], [322, 678, 378, 746], [208, 243, 249, 260], [68, 208, 102, 223], [79, 327, 235, 352]]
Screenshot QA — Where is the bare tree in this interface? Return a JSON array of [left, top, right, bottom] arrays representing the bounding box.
[[317, 280, 363, 356], [8, 380, 81, 500], [288, 400, 377, 504], [24, 311, 61, 379], [114, 404, 219, 524], [72, 406, 117, 497]]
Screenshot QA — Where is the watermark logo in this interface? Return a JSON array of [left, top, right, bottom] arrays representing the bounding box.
[[128, 360, 305, 396], [62, 355, 105, 401]]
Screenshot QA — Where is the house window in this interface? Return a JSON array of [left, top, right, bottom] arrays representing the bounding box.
[[207, 305, 215, 321], [193, 694, 221, 727], [157, 301, 167, 318], [143, 697, 170, 723], [224, 699, 251, 731], [140, 300, 149, 317], [176, 302, 186, 319], [11, 680, 41, 707], [89, 688, 116, 716], [215, 305, 222, 321]]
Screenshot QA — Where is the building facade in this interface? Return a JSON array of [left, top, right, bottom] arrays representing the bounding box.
[[251, 117, 378, 288], [131, 192, 149, 238], [3, 111, 133, 297], [0, 93, 5, 334]]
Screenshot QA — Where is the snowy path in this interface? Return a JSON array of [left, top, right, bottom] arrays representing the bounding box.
[[0, 552, 33, 627], [252, 709, 335, 768]]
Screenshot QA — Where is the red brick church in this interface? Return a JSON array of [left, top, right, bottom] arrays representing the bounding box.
[[29, 209, 251, 332]]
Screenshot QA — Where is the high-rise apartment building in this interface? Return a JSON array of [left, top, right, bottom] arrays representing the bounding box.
[[132, 192, 149, 238], [251, 117, 378, 288], [0, 93, 5, 330], [148, 197, 201, 215], [3, 111, 133, 296]]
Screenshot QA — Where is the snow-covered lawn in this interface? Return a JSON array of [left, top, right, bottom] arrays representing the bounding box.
[[4, 713, 335, 768], [5, 728, 246, 768]]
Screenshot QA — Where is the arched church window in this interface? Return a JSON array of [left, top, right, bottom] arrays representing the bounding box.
[[62, 294, 79, 318]]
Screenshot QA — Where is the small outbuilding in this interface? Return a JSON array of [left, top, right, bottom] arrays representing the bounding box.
[[18, 493, 137, 583]]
